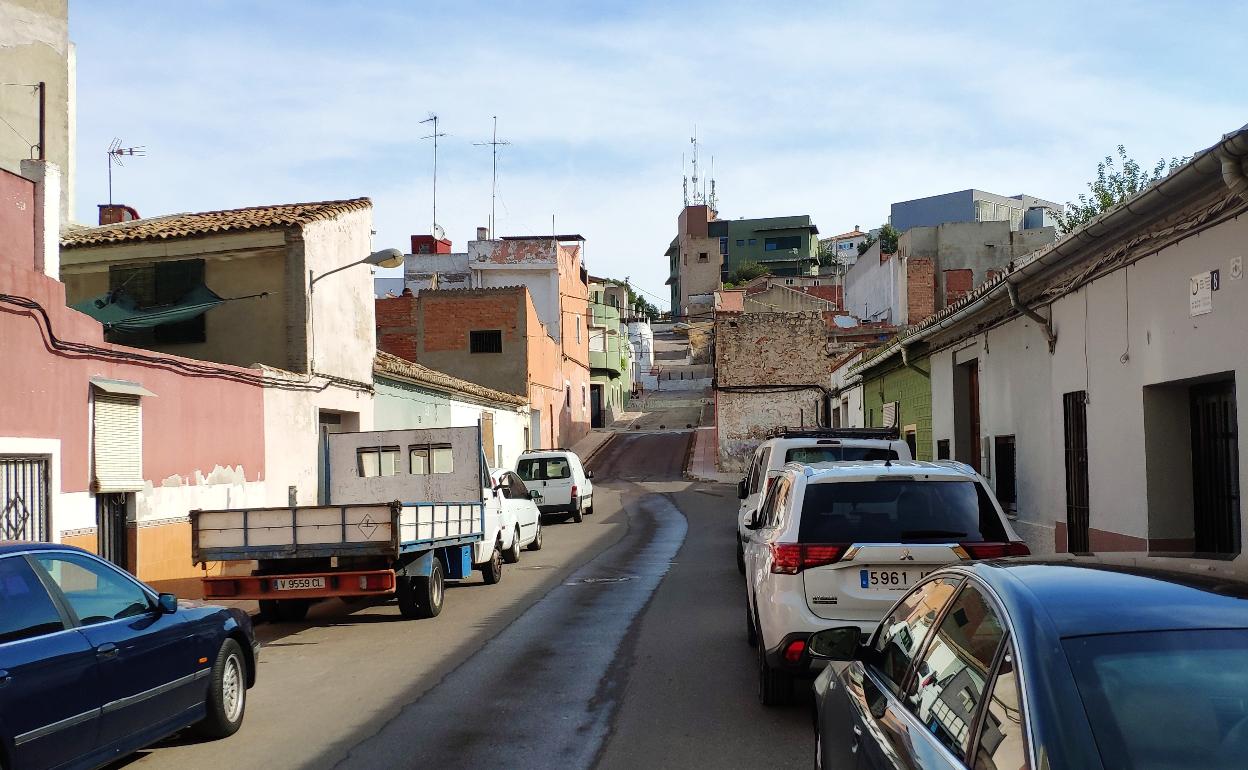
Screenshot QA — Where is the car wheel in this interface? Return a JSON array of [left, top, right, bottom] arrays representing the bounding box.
[[527, 522, 543, 551], [503, 527, 522, 564], [745, 599, 758, 647], [585, 496, 594, 515], [571, 503, 584, 523], [193, 638, 247, 738], [260, 599, 310, 623], [736, 537, 746, 575], [480, 544, 504, 585], [757, 626, 793, 706], [398, 559, 444, 619]]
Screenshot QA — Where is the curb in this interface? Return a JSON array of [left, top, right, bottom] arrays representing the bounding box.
[[582, 431, 617, 467]]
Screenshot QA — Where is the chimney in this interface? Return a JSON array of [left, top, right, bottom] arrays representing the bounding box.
[[476, 226, 489, 240], [98, 204, 140, 225], [854, 225, 859, 232], [410, 234, 451, 254]]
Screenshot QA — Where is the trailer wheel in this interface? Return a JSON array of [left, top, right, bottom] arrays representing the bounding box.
[[503, 527, 522, 564], [398, 559, 444, 619], [260, 599, 310, 623], [480, 544, 504, 585]]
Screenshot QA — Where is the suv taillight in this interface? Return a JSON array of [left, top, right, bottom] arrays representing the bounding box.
[[769, 543, 847, 574], [960, 541, 1030, 559]]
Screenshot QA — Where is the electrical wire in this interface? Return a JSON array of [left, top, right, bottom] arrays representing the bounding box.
[[1, 292, 372, 393]]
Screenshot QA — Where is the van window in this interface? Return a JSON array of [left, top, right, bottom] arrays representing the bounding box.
[[799, 480, 1007, 543], [517, 457, 572, 481], [786, 446, 898, 464]]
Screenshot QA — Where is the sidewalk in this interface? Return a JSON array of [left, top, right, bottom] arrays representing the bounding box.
[[569, 429, 617, 464], [685, 426, 738, 484]]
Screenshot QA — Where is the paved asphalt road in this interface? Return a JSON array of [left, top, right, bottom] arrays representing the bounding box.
[[120, 431, 810, 770]]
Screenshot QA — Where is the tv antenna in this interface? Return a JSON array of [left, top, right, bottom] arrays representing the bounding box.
[[420, 113, 447, 238], [106, 138, 145, 205], [689, 128, 706, 206], [473, 116, 510, 238]]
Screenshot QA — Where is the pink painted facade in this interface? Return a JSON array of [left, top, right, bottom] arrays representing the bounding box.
[[1, 166, 267, 596]]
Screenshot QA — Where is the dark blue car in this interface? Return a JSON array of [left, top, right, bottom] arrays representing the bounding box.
[[0, 543, 259, 770], [811, 553, 1248, 769]]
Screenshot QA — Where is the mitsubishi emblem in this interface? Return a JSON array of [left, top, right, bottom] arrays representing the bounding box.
[[900, 548, 915, 561]]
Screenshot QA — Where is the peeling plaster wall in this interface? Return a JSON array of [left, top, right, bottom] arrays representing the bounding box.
[[301, 208, 377, 384]]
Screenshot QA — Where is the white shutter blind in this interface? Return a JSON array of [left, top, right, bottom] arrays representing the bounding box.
[[882, 401, 898, 428], [93, 393, 143, 492]]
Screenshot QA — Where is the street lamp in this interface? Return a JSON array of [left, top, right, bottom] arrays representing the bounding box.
[[309, 248, 405, 372]]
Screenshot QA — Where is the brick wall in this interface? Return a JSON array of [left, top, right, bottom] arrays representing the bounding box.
[[907, 257, 936, 323], [375, 295, 419, 361], [944, 268, 974, 306], [421, 291, 522, 353]]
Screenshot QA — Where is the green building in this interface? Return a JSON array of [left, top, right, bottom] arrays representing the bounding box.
[[712, 215, 820, 280], [856, 343, 933, 461], [588, 282, 632, 428]]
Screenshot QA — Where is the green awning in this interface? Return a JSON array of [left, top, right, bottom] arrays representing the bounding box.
[[72, 283, 225, 332]]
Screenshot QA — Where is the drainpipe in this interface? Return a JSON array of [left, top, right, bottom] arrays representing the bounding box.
[[900, 343, 930, 378], [1006, 281, 1057, 354]]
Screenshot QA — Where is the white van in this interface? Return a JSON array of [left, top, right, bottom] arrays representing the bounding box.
[[516, 449, 595, 523]]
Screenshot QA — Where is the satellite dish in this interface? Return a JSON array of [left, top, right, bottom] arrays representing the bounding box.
[[432, 224, 446, 240], [832, 315, 858, 329]]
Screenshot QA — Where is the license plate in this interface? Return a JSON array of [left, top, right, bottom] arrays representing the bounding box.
[[860, 568, 931, 591], [272, 577, 325, 591]]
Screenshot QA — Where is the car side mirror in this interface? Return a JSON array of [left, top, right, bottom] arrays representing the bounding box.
[[745, 512, 762, 530], [529, 490, 543, 502], [586, 470, 594, 479], [737, 479, 748, 499], [807, 627, 862, 661], [157, 593, 179, 614]]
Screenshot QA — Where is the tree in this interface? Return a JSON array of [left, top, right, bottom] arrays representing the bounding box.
[[1055, 145, 1188, 234], [727, 261, 769, 286], [855, 223, 899, 256]]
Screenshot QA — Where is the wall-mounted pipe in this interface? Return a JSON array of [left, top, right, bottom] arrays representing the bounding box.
[[1006, 282, 1057, 354], [900, 344, 930, 378]]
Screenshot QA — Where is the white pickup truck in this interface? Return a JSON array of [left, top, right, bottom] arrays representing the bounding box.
[[192, 426, 525, 621]]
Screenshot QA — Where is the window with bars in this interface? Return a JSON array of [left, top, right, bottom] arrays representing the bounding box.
[[937, 439, 951, 460], [1063, 391, 1090, 551], [469, 330, 503, 354], [994, 435, 1017, 512]]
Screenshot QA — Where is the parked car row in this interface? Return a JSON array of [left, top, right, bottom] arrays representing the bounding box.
[[0, 437, 594, 770]]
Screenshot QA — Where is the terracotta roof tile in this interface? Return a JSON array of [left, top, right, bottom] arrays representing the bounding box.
[[61, 198, 372, 248]]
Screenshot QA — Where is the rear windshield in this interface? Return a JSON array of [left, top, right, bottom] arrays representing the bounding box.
[[1064, 630, 1248, 769], [786, 446, 899, 464], [798, 479, 1006, 543], [517, 457, 571, 481]]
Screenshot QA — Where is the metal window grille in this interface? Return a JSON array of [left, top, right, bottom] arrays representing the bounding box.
[[1, 457, 50, 542], [994, 435, 1017, 510], [469, 329, 503, 354], [1063, 391, 1090, 552]]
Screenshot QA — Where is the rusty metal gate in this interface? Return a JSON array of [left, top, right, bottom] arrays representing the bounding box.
[[1, 456, 50, 542], [1191, 381, 1239, 554]]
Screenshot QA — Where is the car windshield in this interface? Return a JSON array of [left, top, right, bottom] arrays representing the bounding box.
[[517, 457, 571, 481], [1064, 629, 1248, 769], [797, 479, 1007, 543], [786, 446, 899, 464]]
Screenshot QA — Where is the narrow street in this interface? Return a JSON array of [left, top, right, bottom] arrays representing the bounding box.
[[118, 429, 809, 770]]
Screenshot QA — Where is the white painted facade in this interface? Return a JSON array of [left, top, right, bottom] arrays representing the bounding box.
[[844, 240, 905, 324], [926, 202, 1248, 555], [830, 352, 866, 428]]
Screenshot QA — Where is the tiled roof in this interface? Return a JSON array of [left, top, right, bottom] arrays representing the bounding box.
[[830, 229, 865, 239], [374, 352, 527, 408], [61, 198, 372, 248]]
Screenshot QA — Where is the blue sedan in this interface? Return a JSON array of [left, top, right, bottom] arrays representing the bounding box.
[[0, 542, 259, 769], [811, 553, 1248, 769]]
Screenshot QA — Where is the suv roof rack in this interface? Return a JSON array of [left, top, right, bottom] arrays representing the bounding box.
[[521, 447, 573, 454], [766, 427, 900, 441]]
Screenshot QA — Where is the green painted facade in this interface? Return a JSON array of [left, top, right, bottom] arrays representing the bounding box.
[[588, 288, 631, 421], [862, 359, 934, 461], [715, 215, 819, 279]]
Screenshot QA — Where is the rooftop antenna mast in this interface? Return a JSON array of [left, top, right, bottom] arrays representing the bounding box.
[[689, 127, 704, 205], [681, 152, 688, 206], [106, 138, 145, 205], [473, 116, 510, 238], [420, 113, 447, 239], [709, 155, 717, 212]]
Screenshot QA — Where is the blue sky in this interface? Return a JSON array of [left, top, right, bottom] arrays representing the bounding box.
[[70, 1, 1247, 307]]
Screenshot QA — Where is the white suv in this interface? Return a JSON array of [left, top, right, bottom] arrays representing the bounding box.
[[742, 460, 1026, 705], [515, 450, 594, 523], [736, 429, 912, 574]]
